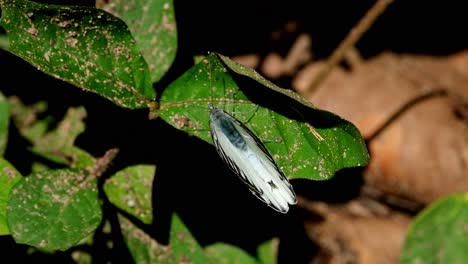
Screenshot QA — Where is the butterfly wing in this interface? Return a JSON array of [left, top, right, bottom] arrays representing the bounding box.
[[209, 106, 296, 213]]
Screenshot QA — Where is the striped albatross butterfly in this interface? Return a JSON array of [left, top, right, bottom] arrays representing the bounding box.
[[208, 104, 297, 213]]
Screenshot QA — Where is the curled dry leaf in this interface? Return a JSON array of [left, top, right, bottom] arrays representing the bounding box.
[[295, 51, 468, 208]]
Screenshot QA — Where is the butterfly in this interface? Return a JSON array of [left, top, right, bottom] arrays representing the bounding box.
[[208, 105, 297, 213]]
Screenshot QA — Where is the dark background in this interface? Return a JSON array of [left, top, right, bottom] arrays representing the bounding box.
[[173, 1, 467, 59]]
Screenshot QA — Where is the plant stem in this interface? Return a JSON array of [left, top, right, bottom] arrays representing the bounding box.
[[307, 0, 394, 94]]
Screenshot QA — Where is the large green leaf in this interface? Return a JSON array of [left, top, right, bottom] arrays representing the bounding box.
[[400, 193, 468, 264], [0, 158, 22, 235], [102, 0, 177, 83], [0, 0, 155, 109], [7, 168, 102, 251], [104, 165, 155, 224], [0, 92, 9, 156], [159, 53, 369, 180]]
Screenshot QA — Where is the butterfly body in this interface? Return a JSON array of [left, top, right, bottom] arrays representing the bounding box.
[[208, 105, 297, 213]]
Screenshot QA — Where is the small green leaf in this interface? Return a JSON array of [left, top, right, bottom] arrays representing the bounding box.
[[0, 32, 9, 50], [104, 165, 155, 224], [7, 168, 102, 251], [168, 214, 209, 263], [257, 239, 279, 264], [159, 53, 369, 180], [0, 0, 155, 109], [205, 243, 258, 264], [0, 159, 22, 235], [119, 213, 208, 263], [0, 92, 9, 156], [8, 96, 50, 143], [9, 97, 95, 168], [106, 165, 208, 262], [31, 162, 50, 173], [205, 239, 278, 264], [103, 0, 177, 83], [29, 107, 95, 167], [400, 193, 468, 264]]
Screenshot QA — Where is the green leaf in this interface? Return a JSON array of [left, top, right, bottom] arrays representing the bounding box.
[[102, 0, 177, 83], [400, 193, 468, 264], [105, 164, 207, 262], [28, 106, 95, 168], [27, 106, 85, 163], [31, 162, 51, 173], [169, 214, 208, 263], [205, 238, 279, 264], [0, 92, 9, 156], [0, 159, 22, 235], [0, 0, 155, 109], [159, 53, 369, 180], [9, 97, 95, 168], [8, 96, 50, 143], [119, 213, 208, 263], [0, 32, 9, 50], [205, 243, 258, 264], [257, 239, 279, 264], [104, 165, 155, 224], [7, 168, 102, 251]]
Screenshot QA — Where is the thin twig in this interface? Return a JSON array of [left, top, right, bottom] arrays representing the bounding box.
[[307, 0, 394, 94]]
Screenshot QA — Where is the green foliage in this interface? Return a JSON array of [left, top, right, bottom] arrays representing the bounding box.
[[7, 168, 101, 251], [0, 0, 371, 262], [102, 0, 177, 83], [0, 92, 9, 156], [104, 164, 208, 263], [104, 165, 155, 224], [119, 214, 209, 264], [0, 158, 22, 235], [205, 243, 258, 264], [400, 193, 468, 264], [9, 98, 95, 167], [205, 240, 278, 264]]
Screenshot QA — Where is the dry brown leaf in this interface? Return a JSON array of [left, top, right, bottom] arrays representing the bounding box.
[[295, 51, 468, 207]]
